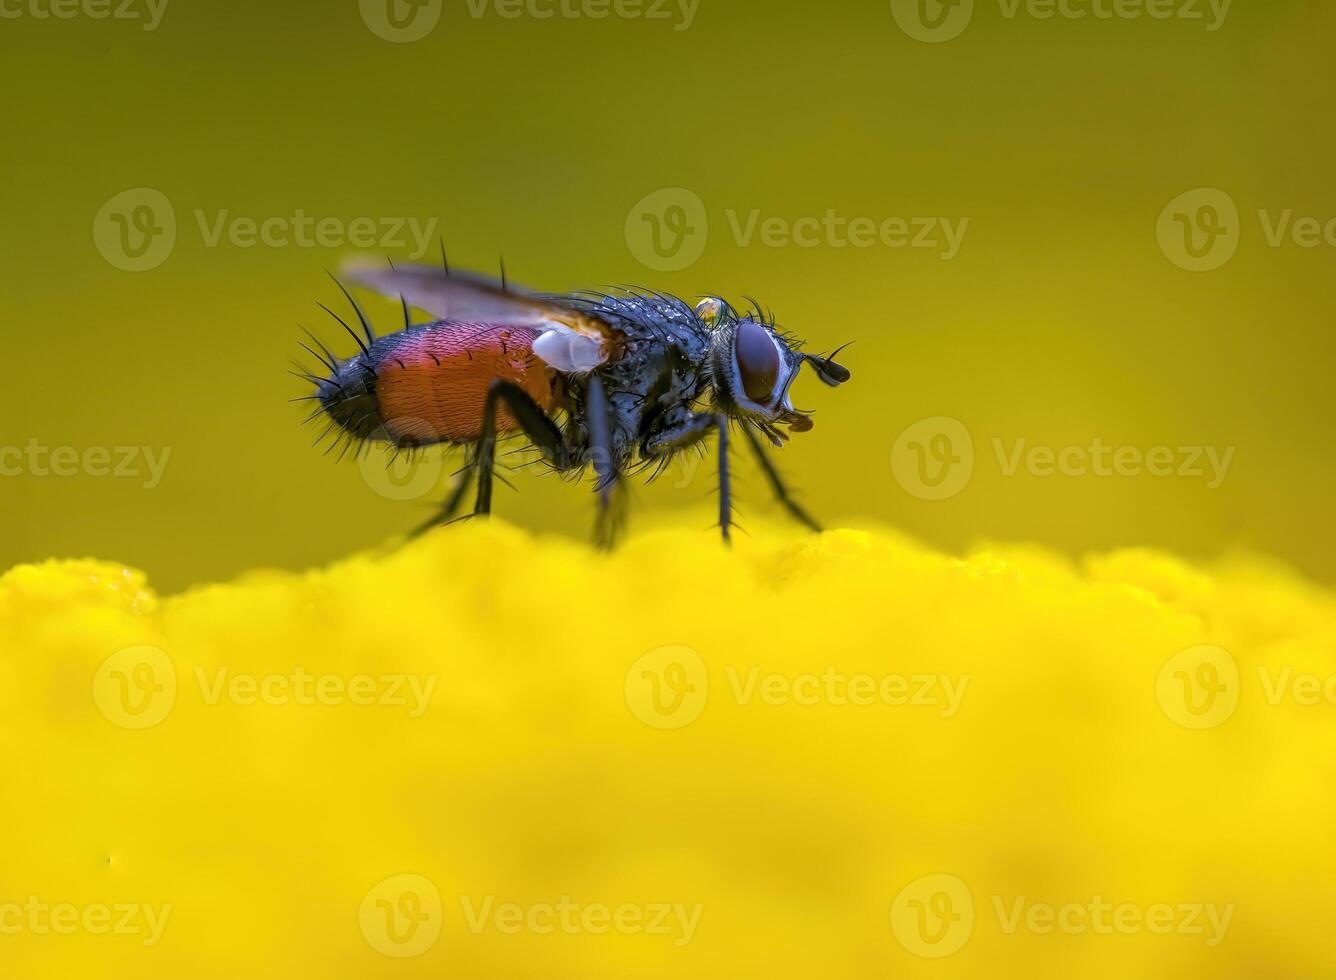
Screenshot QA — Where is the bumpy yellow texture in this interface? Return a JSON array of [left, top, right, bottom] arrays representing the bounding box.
[[2, 522, 1334, 978]]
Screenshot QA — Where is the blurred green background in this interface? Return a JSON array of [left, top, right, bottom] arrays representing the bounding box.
[[2, 0, 1333, 592]]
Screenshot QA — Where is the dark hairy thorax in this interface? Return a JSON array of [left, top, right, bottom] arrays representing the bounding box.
[[555, 292, 715, 464]]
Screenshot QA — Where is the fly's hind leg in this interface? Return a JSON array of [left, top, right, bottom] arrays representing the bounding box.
[[407, 456, 475, 539], [474, 381, 573, 518]]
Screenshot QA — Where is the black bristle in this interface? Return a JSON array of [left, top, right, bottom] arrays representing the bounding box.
[[301, 328, 339, 370], [327, 272, 376, 345], [318, 303, 371, 357]]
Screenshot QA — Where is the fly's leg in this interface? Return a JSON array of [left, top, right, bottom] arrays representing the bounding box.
[[407, 458, 476, 539], [640, 411, 717, 459], [641, 410, 731, 543], [717, 415, 733, 544], [584, 375, 625, 549], [738, 423, 823, 533], [474, 380, 573, 518]]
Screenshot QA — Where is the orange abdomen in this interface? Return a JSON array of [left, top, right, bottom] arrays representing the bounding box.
[[374, 323, 560, 445]]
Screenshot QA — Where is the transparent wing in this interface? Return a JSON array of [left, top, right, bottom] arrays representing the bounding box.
[[342, 259, 618, 373]]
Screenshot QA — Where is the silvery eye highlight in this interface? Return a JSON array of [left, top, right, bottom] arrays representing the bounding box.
[[734, 318, 780, 404]]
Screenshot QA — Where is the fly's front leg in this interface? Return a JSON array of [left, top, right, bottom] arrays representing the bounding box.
[[738, 423, 822, 533], [716, 415, 732, 544], [640, 410, 717, 461], [474, 380, 573, 518], [641, 410, 730, 543]]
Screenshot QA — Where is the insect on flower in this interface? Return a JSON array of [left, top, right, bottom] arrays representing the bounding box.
[[294, 256, 852, 546]]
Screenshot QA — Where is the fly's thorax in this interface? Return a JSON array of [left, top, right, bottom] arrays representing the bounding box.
[[587, 332, 704, 456]]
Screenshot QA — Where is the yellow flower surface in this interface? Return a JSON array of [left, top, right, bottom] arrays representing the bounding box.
[[2, 521, 1334, 978]]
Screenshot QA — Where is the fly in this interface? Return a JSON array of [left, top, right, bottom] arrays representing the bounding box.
[[294, 257, 852, 547]]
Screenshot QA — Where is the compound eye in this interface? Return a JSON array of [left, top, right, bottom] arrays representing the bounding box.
[[734, 318, 781, 404]]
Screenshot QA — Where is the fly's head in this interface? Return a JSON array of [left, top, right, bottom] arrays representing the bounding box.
[[698, 296, 851, 444]]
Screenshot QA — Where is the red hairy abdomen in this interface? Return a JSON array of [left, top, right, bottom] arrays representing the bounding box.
[[374, 324, 559, 444]]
